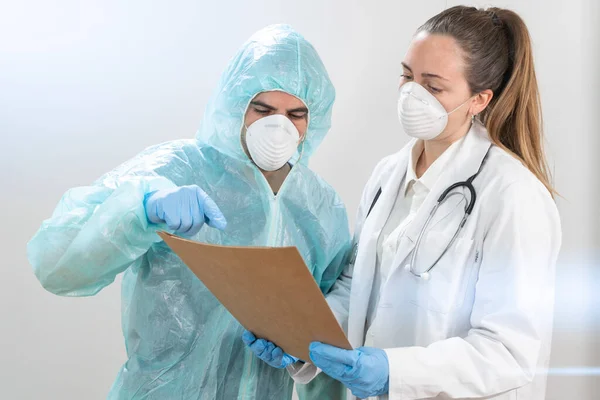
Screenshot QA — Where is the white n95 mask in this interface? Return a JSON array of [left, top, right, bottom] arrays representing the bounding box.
[[397, 82, 472, 140], [245, 114, 301, 171]]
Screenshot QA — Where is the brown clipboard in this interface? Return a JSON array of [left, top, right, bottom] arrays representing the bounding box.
[[158, 231, 351, 361]]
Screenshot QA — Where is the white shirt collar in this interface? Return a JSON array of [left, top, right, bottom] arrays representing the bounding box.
[[404, 137, 465, 195]]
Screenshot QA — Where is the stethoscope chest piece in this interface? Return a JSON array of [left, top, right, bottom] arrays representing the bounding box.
[[404, 264, 431, 281]]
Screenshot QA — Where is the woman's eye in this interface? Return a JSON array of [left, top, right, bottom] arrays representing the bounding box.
[[400, 74, 413, 80], [254, 108, 270, 114], [428, 85, 442, 93]]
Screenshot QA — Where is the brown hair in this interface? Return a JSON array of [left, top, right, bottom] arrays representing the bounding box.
[[418, 6, 554, 195]]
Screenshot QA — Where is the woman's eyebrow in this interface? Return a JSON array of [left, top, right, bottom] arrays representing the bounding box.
[[402, 62, 449, 81]]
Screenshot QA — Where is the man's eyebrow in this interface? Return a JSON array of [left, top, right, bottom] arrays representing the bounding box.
[[250, 101, 276, 110], [287, 106, 309, 113]]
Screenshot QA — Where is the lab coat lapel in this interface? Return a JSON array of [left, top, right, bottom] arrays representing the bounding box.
[[347, 141, 413, 348], [388, 122, 493, 276]]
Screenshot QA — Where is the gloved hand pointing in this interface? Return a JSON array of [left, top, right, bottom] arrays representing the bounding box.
[[144, 185, 227, 236]]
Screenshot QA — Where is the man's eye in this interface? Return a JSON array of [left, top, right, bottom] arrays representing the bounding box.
[[254, 108, 270, 114], [289, 113, 307, 120], [400, 74, 413, 80]]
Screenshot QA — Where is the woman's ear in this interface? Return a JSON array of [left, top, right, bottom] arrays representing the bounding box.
[[470, 89, 494, 116]]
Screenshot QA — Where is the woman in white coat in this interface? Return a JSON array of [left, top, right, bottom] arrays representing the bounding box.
[[244, 6, 561, 399]]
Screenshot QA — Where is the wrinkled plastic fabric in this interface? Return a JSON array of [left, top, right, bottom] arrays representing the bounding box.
[[27, 24, 350, 400]]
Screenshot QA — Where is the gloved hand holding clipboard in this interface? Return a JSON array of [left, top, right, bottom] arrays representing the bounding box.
[[158, 232, 351, 362]]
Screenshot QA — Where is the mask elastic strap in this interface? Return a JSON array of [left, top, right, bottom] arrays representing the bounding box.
[[294, 138, 306, 165], [446, 95, 477, 117]]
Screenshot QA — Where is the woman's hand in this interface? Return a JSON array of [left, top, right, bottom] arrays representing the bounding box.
[[309, 342, 389, 398]]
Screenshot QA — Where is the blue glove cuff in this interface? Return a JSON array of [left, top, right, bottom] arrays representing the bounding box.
[[143, 190, 157, 203]]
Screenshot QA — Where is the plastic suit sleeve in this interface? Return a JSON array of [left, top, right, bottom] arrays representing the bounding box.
[[28, 173, 177, 297], [325, 156, 392, 330]]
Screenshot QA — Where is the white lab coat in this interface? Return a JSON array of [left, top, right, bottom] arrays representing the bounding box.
[[288, 122, 561, 400]]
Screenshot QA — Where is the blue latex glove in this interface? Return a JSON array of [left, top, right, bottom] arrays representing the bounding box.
[[144, 185, 227, 236], [242, 330, 299, 369], [309, 342, 389, 398]]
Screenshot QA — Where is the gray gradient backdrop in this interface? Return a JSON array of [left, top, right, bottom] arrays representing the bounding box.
[[1, 0, 598, 398]]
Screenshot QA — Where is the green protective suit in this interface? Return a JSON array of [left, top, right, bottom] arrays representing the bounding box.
[[27, 24, 349, 400]]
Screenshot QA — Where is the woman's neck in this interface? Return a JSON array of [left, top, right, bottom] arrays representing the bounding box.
[[416, 120, 472, 178]]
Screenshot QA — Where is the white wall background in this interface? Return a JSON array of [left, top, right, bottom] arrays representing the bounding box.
[[1, 0, 598, 399]]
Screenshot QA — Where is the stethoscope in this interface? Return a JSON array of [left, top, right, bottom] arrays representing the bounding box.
[[349, 145, 491, 281], [406, 146, 490, 280]]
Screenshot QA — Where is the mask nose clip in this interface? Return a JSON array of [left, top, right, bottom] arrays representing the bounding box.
[[407, 91, 429, 106]]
